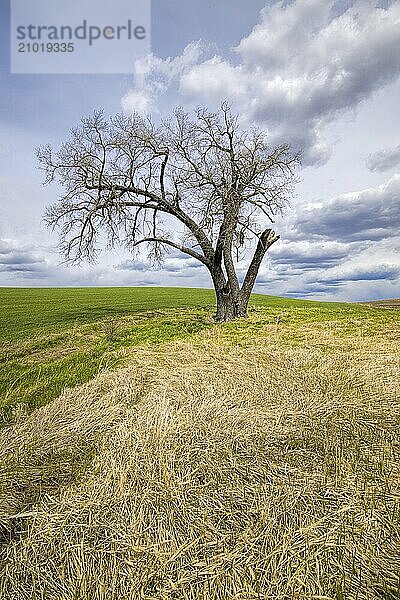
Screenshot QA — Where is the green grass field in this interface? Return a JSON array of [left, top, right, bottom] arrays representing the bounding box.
[[0, 287, 216, 423], [0, 286, 359, 342], [0, 286, 379, 425]]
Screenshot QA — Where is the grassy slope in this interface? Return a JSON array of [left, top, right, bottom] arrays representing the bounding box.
[[0, 286, 371, 424], [0, 286, 352, 342], [0, 292, 399, 599], [0, 287, 215, 422], [0, 287, 216, 342]]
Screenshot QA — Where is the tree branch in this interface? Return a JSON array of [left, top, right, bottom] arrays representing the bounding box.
[[240, 228, 280, 300], [131, 237, 210, 266]]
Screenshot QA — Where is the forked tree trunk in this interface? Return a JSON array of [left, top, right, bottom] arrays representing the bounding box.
[[211, 229, 280, 322], [214, 285, 248, 322]]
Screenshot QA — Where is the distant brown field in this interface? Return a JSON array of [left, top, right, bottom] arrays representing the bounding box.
[[360, 298, 400, 309]]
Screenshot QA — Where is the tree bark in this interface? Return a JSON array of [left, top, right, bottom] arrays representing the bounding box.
[[239, 228, 280, 310], [215, 287, 235, 321], [214, 287, 249, 321], [212, 273, 247, 321]]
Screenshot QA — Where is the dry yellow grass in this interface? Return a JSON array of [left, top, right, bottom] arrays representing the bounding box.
[[0, 318, 399, 599]]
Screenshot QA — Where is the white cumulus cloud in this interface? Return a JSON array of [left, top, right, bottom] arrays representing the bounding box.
[[126, 0, 400, 164], [122, 42, 204, 116]]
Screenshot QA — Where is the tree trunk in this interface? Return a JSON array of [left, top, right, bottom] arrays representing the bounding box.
[[209, 229, 280, 322], [214, 285, 248, 322]]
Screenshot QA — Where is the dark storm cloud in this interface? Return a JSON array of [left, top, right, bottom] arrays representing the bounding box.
[[320, 263, 400, 284], [163, 259, 203, 273], [269, 242, 349, 270], [116, 260, 150, 272], [0, 267, 46, 278], [116, 256, 203, 274], [284, 263, 400, 297], [366, 144, 400, 173], [129, 277, 164, 286], [285, 283, 342, 296], [0, 253, 39, 266], [254, 273, 290, 285], [0, 240, 46, 275], [294, 175, 400, 242], [0, 264, 42, 273]]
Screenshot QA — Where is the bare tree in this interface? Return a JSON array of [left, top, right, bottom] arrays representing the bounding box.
[[39, 104, 300, 321]]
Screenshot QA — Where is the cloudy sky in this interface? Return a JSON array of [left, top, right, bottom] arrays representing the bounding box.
[[1, 0, 400, 300]]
